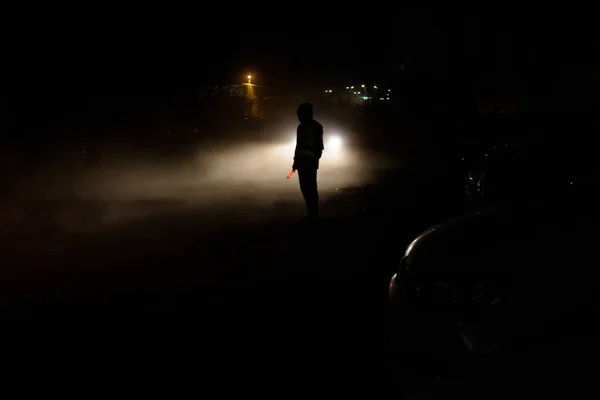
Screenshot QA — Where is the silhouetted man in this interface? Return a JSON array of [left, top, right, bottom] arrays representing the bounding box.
[[293, 102, 324, 221]]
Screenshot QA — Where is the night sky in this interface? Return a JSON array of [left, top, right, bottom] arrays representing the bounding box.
[[13, 11, 599, 136], [26, 15, 596, 90]]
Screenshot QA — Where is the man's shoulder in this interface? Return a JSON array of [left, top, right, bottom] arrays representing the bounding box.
[[299, 120, 322, 130]]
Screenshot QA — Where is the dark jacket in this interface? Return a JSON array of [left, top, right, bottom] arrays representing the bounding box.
[[294, 119, 324, 169]]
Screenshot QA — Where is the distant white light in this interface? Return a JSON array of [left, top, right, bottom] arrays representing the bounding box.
[[329, 90, 333, 93], [327, 135, 342, 150], [346, 86, 349, 89], [325, 90, 328, 92], [374, 85, 378, 89], [388, 89, 391, 92], [350, 86, 354, 89]]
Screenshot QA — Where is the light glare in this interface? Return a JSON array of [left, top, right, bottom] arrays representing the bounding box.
[[327, 136, 342, 150]]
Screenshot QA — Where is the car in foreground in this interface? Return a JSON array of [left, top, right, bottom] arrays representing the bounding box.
[[388, 171, 600, 375]]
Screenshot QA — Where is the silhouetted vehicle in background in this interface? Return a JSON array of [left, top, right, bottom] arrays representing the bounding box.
[[388, 170, 600, 381]]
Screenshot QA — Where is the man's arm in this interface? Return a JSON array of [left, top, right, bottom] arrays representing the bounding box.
[[316, 124, 324, 159]]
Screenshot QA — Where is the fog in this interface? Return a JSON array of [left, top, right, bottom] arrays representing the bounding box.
[[3, 126, 401, 238], [75, 137, 379, 227]]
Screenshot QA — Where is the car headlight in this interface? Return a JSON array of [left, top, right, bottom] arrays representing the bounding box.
[[327, 135, 342, 150]]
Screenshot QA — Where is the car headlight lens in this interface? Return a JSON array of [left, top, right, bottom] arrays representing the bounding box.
[[327, 136, 342, 150]]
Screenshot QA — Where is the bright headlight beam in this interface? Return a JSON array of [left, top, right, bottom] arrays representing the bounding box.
[[327, 136, 342, 150]]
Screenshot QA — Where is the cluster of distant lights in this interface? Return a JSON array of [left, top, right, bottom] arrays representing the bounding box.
[[325, 85, 392, 100]]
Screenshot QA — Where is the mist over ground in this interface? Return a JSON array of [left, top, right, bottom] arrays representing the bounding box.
[[1, 100, 415, 279], [7, 127, 399, 227]]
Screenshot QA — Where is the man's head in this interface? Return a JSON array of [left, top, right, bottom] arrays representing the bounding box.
[[297, 102, 313, 123]]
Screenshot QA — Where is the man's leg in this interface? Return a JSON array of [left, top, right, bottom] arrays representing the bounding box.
[[298, 168, 319, 219]]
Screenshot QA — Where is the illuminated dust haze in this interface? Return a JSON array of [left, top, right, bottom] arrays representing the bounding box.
[[3, 121, 402, 243]]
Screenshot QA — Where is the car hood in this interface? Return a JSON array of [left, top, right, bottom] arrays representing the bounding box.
[[404, 198, 572, 281]]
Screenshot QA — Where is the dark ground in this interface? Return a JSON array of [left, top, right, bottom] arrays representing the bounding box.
[[2, 105, 465, 393], [3, 108, 592, 396], [0, 175, 436, 394]]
